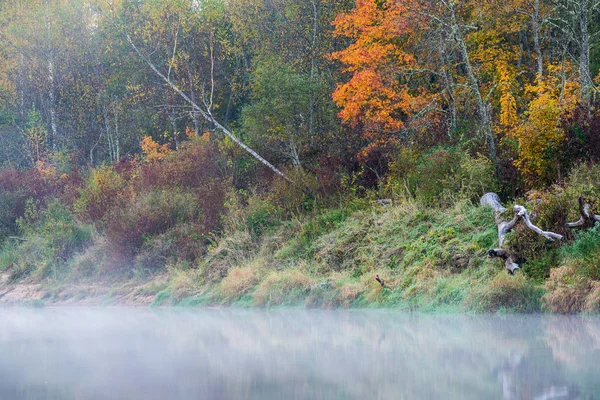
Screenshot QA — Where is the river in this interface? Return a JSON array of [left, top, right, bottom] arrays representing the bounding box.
[[0, 308, 598, 399]]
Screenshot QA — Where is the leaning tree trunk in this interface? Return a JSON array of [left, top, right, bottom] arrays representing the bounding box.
[[481, 193, 563, 274], [115, 21, 293, 184], [566, 196, 600, 229]]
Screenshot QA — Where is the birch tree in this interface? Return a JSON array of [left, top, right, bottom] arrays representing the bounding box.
[[101, 0, 292, 181]]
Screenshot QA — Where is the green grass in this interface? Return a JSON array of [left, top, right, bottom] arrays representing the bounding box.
[[154, 198, 544, 312]]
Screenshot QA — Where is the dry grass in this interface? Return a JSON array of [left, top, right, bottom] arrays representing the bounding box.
[[335, 281, 366, 307], [466, 272, 543, 312], [542, 263, 600, 313], [219, 262, 263, 300], [168, 264, 203, 300], [253, 269, 312, 306], [200, 229, 254, 281], [583, 283, 600, 313]]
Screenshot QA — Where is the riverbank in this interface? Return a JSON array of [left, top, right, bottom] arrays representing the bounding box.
[[0, 271, 166, 307], [2, 193, 599, 313]]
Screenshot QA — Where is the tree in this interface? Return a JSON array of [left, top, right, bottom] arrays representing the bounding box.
[[331, 0, 432, 159], [100, 0, 293, 182], [549, 0, 599, 109], [507, 65, 580, 186]]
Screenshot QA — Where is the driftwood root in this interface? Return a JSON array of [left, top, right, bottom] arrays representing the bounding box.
[[481, 193, 562, 274]]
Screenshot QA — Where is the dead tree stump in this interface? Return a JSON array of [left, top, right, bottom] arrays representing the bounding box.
[[480, 193, 563, 274], [566, 197, 600, 229]]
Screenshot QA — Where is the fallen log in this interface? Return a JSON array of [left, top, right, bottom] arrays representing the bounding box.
[[566, 196, 600, 229], [481, 193, 563, 274]]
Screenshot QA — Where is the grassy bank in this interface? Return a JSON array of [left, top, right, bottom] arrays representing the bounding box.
[[154, 199, 542, 312], [3, 192, 599, 313]]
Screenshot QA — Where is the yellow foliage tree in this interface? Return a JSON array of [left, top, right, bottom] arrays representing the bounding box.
[[497, 63, 518, 133], [507, 65, 579, 186]]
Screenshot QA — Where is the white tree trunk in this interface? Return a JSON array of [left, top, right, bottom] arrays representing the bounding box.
[[579, 0, 591, 107], [122, 28, 292, 183], [532, 0, 543, 82], [449, 3, 495, 162], [45, 0, 58, 149]]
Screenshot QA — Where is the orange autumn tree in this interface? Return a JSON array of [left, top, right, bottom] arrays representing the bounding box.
[[330, 0, 430, 158]]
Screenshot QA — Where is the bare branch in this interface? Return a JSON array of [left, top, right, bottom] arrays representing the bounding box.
[[567, 197, 600, 228]]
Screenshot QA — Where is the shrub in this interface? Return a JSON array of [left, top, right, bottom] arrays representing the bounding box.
[[0, 167, 52, 238], [137, 134, 226, 191], [509, 88, 566, 187], [7, 235, 51, 282], [566, 162, 600, 198], [413, 148, 458, 204], [562, 105, 600, 165], [244, 196, 281, 237], [385, 146, 420, 199], [391, 147, 497, 206], [0, 198, 92, 281], [74, 165, 127, 223], [105, 189, 203, 255], [267, 168, 320, 216], [451, 153, 498, 202], [134, 222, 209, 271], [19, 199, 92, 260], [68, 238, 111, 278]]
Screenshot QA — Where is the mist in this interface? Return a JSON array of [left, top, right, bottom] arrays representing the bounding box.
[[0, 309, 598, 399]]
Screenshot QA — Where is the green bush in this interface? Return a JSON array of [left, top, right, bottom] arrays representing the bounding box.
[[74, 165, 127, 224], [244, 196, 281, 237], [134, 222, 209, 271], [387, 147, 497, 206], [566, 162, 600, 195], [267, 168, 320, 215], [18, 199, 92, 261], [561, 224, 600, 280], [0, 198, 93, 281]]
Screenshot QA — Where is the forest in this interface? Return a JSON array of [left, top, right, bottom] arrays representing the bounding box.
[[1, 0, 600, 311]]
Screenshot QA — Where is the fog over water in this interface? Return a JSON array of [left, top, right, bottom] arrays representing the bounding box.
[[0, 308, 598, 399]]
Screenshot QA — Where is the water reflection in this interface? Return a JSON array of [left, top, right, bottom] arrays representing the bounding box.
[[0, 309, 598, 399]]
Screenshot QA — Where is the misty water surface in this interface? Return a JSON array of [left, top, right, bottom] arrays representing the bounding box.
[[0, 308, 599, 400]]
